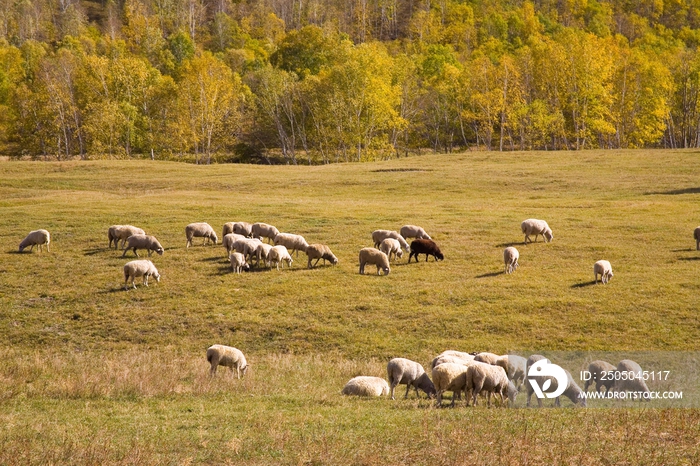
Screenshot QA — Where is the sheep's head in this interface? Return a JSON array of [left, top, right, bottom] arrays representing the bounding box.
[[155, 247, 164, 255], [435, 251, 444, 261], [382, 267, 390, 275], [153, 272, 161, 283], [210, 232, 219, 244], [544, 229, 553, 242]]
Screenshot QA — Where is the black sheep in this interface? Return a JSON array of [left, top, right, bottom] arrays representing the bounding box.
[[408, 239, 444, 263]]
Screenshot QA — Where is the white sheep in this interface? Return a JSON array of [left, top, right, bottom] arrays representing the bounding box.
[[252, 222, 280, 243], [593, 260, 613, 284], [432, 362, 472, 407], [305, 244, 339, 268], [109, 225, 146, 249], [268, 245, 293, 270], [185, 222, 218, 248], [386, 358, 436, 400], [554, 370, 587, 407], [123, 259, 160, 290], [503, 246, 519, 274], [400, 225, 432, 241], [379, 238, 403, 261], [255, 243, 273, 268], [274, 233, 309, 256], [431, 351, 475, 370], [229, 252, 249, 274], [507, 380, 519, 405], [583, 360, 617, 394], [240, 238, 264, 263], [223, 222, 253, 238], [473, 352, 501, 365], [222, 233, 246, 257], [521, 219, 553, 243], [495, 355, 527, 390], [19, 229, 50, 253], [465, 361, 509, 407], [341, 376, 390, 397], [206, 344, 248, 378], [695, 226, 700, 250], [358, 248, 390, 275], [371, 230, 410, 252], [612, 359, 650, 400], [121, 234, 164, 257]]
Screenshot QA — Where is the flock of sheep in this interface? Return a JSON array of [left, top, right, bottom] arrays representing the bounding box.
[[16, 220, 695, 407]]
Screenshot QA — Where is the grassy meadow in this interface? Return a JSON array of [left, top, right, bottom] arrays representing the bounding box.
[[1, 150, 699, 464]]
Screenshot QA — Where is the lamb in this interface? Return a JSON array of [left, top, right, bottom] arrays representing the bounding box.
[[400, 225, 432, 240], [268, 245, 293, 270], [223, 222, 253, 238], [222, 233, 246, 257], [274, 232, 309, 256], [612, 359, 651, 400], [504, 246, 519, 274], [379, 238, 403, 261], [109, 225, 145, 249], [432, 362, 472, 407], [521, 219, 553, 243], [185, 222, 218, 248], [431, 351, 475, 370], [229, 252, 249, 274], [371, 230, 410, 252], [465, 361, 509, 407], [358, 248, 390, 275], [252, 222, 280, 243], [206, 344, 248, 378], [121, 234, 164, 257], [593, 260, 614, 284], [305, 244, 339, 268], [408, 239, 444, 262], [341, 376, 390, 397], [19, 229, 50, 253], [583, 360, 617, 394], [123, 259, 160, 290], [695, 226, 700, 250], [386, 358, 436, 400]]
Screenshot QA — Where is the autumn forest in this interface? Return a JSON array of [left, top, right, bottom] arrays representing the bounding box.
[[2, 0, 700, 163]]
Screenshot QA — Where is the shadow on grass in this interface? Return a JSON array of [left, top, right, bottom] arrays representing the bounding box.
[[84, 248, 111, 256], [645, 187, 700, 195], [678, 256, 700, 261], [571, 281, 597, 288], [201, 255, 226, 263], [476, 271, 504, 278], [495, 242, 523, 248], [672, 248, 694, 252]]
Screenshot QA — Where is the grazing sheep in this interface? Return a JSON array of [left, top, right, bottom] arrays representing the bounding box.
[[252, 222, 280, 243], [306, 244, 339, 268], [358, 248, 390, 275], [507, 380, 519, 405], [379, 238, 403, 261], [386, 358, 436, 400], [121, 234, 164, 257], [185, 222, 218, 248], [465, 362, 509, 407], [400, 225, 432, 241], [431, 351, 475, 370], [19, 229, 50, 253], [504, 247, 519, 274], [525, 354, 548, 408], [583, 360, 617, 394], [229, 252, 249, 274], [371, 230, 410, 252], [432, 362, 472, 407], [521, 219, 553, 243], [495, 355, 527, 390], [695, 226, 700, 250], [109, 225, 146, 249], [240, 238, 264, 263], [613, 359, 651, 400], [123, 259, 160, 290], [254, 243, 273, 267], [408, 239, 444, 263], [268, 245, 293, 270], [206, 344, 248, 378], [554, 370, 587, 407], [222, 233, 246, 257], [274, 233, 309, 256], [223, 222, 253, 238], [593, 260, 614, 284], [341, 376, 390, 397]]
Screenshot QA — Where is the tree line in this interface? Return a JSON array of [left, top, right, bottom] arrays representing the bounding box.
[[1, 0, 700, 163]]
